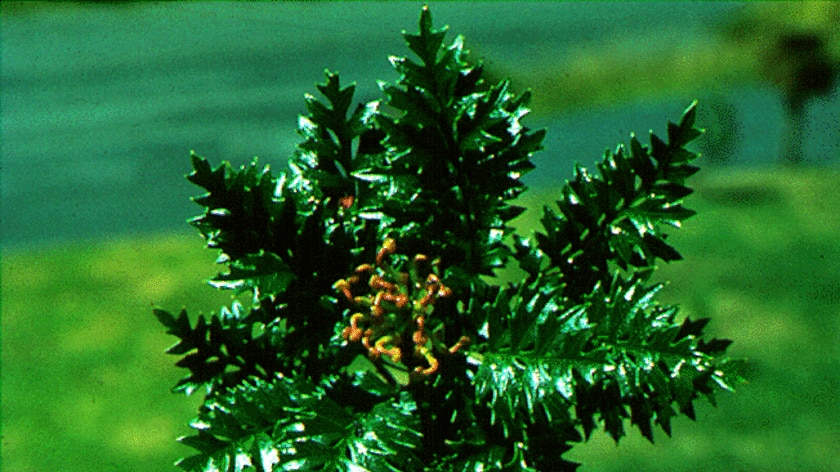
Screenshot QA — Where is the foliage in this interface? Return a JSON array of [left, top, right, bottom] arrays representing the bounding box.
[[154, 6, 742, 471]]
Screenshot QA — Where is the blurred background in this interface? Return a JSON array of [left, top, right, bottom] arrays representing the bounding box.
[[2, 2, 838, 471]]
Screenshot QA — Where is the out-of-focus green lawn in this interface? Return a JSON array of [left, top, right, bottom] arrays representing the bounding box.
[[1, 234, 233, 471], [2, 167, 838, 471]]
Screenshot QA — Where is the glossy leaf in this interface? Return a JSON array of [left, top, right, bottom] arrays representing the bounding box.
[[210, 250, 295, 295], [176, 376, 423, 472], [470, 275, 740, 450], [536, 101, 705, 302], [373, 7, 544, 283]]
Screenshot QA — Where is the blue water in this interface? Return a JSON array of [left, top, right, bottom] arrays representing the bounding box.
[[1, 2, 837, 249]]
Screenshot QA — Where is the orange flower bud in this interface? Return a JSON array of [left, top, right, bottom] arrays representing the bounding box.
[[449, 336, 471, 354], [334, 279, 353, 301], [370, 275, 397, 292], [338, 195, 355, 209], [376, 238, 397, 266], [414, 347, 439, 376], [355, 264, 374, 274]]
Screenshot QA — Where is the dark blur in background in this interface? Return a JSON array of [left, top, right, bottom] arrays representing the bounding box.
[[2, 3, 839, 472]]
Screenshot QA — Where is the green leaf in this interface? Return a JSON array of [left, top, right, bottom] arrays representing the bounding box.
[[340, 392, 424, 471], [156, 301, 295, 396], [667, 100, 703, 148], [293, 70, 377, 202], [470, 274, 740, 449], [404, 5, 448, 67], [188, 153, 295, 262], [375, 15, 544, 280], [535, 102, 703, 301], [177, 375, 424, 472], [175, 375, 331, 471], [210, 250, 295, 295]]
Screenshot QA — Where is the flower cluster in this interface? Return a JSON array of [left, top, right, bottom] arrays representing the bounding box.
[[334, 238, 470, 380]]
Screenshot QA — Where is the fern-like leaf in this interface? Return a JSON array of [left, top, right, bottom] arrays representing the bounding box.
[[153, 302, 287, 395], [374, 6, 543, 281], [469, 275, 741, 450], [535, 101, 703, 301], [176, 375, 423, 472]]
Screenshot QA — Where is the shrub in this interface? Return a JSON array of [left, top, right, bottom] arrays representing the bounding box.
[[154, 7, 742, 470]]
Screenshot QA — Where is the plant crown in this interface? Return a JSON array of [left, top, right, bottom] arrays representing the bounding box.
[[155, 7, 742, 471]]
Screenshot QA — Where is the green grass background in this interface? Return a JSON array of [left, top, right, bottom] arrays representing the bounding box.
[[3, 166, 838, 471]]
